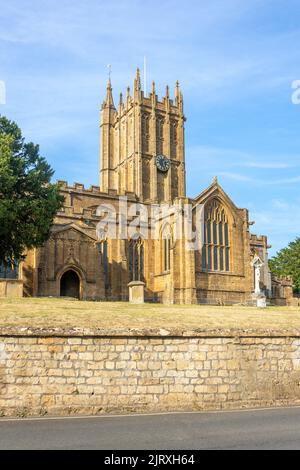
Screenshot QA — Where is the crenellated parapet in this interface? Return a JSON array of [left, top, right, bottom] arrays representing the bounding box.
[[250, 234, 269, 246], [271, 274, 296, 305], [272, 274, 293, 286], [57, 181, 101, 194], [110, 69, 184, 119], [57, 206, 96, 219]]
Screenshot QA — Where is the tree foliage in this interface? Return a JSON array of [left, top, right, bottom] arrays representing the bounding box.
[[0, 115, 64, 265], [269, 238, 300, 293]]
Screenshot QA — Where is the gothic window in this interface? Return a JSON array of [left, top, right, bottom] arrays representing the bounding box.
[[170, 121, 177, 158], [0, 262, 19, 279], [164, 238, 171, 272], [98, 240, 109, 287], [128, 116, 134, 154], [156, 116, 164, 155], [142, 113, 150, 153], [128, 237, 144, 282], [202, 200, 230, 273], [161, 224, 172, 272]]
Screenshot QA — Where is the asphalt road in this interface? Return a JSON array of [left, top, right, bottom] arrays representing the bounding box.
[[0, 407, 300, 450]]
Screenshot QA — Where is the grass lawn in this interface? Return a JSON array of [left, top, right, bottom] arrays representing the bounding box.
[[0, 297, 299, 331]]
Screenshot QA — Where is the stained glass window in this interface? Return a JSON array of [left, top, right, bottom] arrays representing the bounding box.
[[201, 200, 230, 273], [99, 240, 109, 288], [129, 238, 144, 282], [161, 224, 172, 273]]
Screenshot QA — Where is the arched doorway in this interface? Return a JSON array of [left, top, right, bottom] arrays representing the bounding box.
[[60, 270, 80, 299]]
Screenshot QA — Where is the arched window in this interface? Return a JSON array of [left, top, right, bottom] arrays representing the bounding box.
[[129, 237, 144, 282], [98, 240, 109, 288], [202, 200, 230, 272], [142, 113, 150, 153], [156, 116, 164, 155], [161, 224, 172, 273], [170, 121, 177, 159]]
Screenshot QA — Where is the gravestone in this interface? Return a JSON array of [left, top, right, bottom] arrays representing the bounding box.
[[128, 281, 145, 304]]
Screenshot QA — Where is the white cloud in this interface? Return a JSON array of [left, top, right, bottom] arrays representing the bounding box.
[[219, 171, 300, 186], [187, 145, 300, 172], [243, 162, 292, 169]]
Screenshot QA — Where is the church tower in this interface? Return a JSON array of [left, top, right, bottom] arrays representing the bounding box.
[[100, 70, 186, 203]]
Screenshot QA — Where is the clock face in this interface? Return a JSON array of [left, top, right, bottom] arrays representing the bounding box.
[[156, 155, 170, 172]]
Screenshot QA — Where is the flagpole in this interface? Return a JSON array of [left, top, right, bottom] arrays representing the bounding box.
[[144, 56, 147, 95]]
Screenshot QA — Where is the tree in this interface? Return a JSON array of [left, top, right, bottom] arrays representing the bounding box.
[[269, 238, 300, 293], [0, 115, 64, 266]]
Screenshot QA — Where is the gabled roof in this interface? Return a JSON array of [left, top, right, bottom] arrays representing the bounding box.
[[192, 177, 242, 215], [50, 223, 97, 242]]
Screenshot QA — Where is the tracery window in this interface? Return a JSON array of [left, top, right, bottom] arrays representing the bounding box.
[[129, 237, 144, 282], [161, 224, 171, 272], [156, 116, 164, 155], [170, 121, 177, 159], [98, 240, 109, 288], [201, 200, 230, 272], [142, 113, 150, 153]]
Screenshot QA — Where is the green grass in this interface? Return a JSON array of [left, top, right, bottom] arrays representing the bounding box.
[[0, 297, 299, 331]]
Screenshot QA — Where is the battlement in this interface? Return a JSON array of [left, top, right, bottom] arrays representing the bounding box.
[[57, 205, 97, 219], [57, 181, 138, 201], [271, 274, 293, 286], [250, 234, 268, 244], [102, 69, 184, 118], [57, 181, 101, 194], [115, 91, 182, 119]]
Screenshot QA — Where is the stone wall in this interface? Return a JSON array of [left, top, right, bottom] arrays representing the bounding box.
[[1, 327, 300, 417], [0, 280, 23, 299]]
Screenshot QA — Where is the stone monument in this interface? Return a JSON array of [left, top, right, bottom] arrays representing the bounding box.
[[128, 281, 145, 304], [251, 255, 267, 308]]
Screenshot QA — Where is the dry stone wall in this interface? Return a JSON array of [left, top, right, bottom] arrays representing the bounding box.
[[0, 327, 300, 417]]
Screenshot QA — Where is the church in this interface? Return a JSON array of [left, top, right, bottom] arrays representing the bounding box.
[[19, 70, 293, 305]]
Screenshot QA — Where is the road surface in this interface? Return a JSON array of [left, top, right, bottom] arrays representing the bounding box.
[[0, 407, 300, 450]]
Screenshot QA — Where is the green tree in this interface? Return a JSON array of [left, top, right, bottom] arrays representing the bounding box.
[[0, 115, 64, 266], [269, 238, 300, 293]]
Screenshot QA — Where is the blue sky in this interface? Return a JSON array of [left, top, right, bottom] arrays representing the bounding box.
[[0, 0, 300, 255]]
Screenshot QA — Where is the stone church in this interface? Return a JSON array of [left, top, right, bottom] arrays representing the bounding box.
[[17, 70, 292, 305]]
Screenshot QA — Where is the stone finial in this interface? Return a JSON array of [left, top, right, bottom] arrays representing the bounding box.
[[151, 81, 157, 107], [175, 80, 183, 112], [119, 92, 124, 113], [175, 80, 180, 101], [103, 78, 115, 109], [152, 80, 156, 95], [134, 68, 141, 90], [212, 176, 218, 185], [165, 85, 170, 112], [126, 86, 131, 106]]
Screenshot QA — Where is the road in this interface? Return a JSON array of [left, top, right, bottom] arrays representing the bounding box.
[[0, 407, 300, 450]]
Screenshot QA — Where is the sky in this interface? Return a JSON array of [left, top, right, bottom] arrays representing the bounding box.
[[0, 0, 300, 256]]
